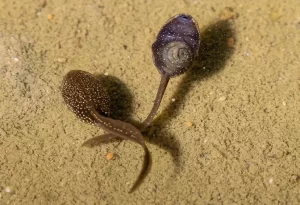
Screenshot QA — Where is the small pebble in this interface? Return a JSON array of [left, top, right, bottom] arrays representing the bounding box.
[[12, 57, 19, 62], [186, 121, 193, 127], [219, 96, 227, 101], [57, 57, 67, 63], [282, 101, 286, 106], [268, 178, 273, 184], [5, 186, 12, 193], [245, 51, 252, 57], [171, 98, 176, 102], [47, 13, 54, 20], [106, 152, 114, 160], [104, 72, 109, 76]]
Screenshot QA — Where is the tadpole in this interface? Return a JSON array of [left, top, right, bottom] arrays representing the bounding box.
[[62, 70, 151, 193], [142, 14, 200, 128]]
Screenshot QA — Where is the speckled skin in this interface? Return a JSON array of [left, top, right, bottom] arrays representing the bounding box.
[[62, 70, 111, 123]]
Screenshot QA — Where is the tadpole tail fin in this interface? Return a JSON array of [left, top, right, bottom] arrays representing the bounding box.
[[129, 145, 152, 193]]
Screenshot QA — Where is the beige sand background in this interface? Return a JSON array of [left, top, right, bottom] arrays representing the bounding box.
[[0, 0, 299, 204]]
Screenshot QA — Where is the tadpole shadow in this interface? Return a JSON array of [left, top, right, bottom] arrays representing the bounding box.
[[97, 74, 135, 122], [151, 19, 236, 127]]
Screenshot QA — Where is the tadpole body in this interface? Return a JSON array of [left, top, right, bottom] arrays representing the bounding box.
[[142, 14, 200, 128], [62, 70, 151, 193]]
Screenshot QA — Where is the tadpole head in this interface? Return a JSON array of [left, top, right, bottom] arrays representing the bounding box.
[[152, 14, 200, 77], [61, 70, 111, 123]]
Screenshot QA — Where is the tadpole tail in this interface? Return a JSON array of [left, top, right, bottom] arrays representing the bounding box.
[[128, 144, 152, 193], [89, 107, 152, 193], [141, 74, 170, 129]]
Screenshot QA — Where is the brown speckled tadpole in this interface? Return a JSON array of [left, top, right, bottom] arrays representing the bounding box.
[[62, 70, 151, 193], [142, 14, 200, 128]]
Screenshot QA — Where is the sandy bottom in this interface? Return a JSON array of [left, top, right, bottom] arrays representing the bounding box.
[[0, 0, 299, 204]]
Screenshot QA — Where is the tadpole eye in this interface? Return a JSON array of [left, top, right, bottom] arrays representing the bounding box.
[[179, 14, 191, 20]]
